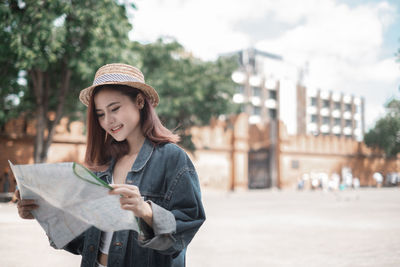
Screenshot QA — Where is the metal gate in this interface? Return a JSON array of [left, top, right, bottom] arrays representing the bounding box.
[[248, 148, 271, 189]]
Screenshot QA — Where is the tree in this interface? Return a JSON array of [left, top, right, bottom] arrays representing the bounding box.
[[2, 3, 238, 161], [130, 38, 239, 149], [1, 0, 134, 162], [364, 99, 400, 157], [365, 41, 400, 157]]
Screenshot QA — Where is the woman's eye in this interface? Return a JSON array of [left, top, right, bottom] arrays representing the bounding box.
[[111, 107, 120, 112], [97, 113, 104, 118]]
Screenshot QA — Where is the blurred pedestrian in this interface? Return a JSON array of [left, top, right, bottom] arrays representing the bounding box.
[[373, 172, 383, 188], [352, 177, 360, 189], [297, 177, 305, 190], [319, 172, 329, 192], [386, 173, 399, 187], [344, 173, 353, 189], [16, 63, 205, 267], [302, 173, 310, 190], [329, 173, 340, 191], [311, 177, 319, 190]]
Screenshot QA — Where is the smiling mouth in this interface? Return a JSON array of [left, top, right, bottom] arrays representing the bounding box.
[[111, 125, 123, 133]]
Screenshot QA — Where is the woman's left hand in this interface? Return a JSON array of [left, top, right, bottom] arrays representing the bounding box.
[[109, 184, 153, 227]]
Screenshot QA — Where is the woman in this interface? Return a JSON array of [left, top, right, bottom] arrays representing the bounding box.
[[17, 63, 206, 267]]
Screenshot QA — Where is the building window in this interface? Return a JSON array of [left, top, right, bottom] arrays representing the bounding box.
[[269, 90, 277, 100], [322, 116, 330, 125], [345, 119, 352, 127], [311, 115, 318, 123], [334, 102, 341, 110], [253, 106, 261, 116], [249, 57, 256, 70], [334, 118, 341, 126], [323, 100, 330, 108], [269, 108, 277, 119], [252, 86, 261, 97], [291, 160, 299, 169], [345, 103, 352, 112], [310, 97, 317, 106], [236, 85, 245, 94]]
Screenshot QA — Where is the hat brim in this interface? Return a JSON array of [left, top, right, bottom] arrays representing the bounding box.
[[79, 81, 159, 107]]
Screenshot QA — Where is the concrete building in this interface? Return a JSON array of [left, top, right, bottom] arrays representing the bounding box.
[[228, 48, 297, 126], [219, 47, 371, 189], [297, 85, 365, 140], [227, 47, 365, 141]]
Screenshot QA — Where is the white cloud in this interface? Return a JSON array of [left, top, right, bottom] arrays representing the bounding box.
[[253, 0, 399, 128], [355, 58, 399, 82], [131, 0, 257, 59], [256, 1, 386, 60], [130, 0, 400, 129]]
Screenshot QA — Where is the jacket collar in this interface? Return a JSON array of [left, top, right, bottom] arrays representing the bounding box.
[[97, 138, 154, 179], [130, 138, 154, 172]]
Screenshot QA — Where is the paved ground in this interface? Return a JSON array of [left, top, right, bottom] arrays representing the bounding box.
[[0, 187, 399, 267]]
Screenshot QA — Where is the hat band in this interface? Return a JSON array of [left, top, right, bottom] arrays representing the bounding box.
[[93, 73, 142, 86]]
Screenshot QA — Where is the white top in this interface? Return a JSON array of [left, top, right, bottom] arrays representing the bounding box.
[[100, 230, 114, 254]]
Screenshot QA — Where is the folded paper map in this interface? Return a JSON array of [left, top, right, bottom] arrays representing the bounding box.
[[8, 161, 139, 249]]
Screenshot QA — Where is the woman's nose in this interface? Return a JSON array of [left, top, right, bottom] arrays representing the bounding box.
[[104, 114, 115, 125]]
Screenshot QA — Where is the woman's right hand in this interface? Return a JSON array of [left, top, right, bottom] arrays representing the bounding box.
[[16, 190, 38, 219]]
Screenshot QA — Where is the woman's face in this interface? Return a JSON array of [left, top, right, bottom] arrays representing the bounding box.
[[94, 88, 142, 142]]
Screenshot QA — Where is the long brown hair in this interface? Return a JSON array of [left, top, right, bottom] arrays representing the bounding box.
[[84, 84, 180, 170]]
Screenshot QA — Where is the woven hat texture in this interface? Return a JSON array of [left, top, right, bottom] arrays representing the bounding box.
[[79, 63, 159, 107]]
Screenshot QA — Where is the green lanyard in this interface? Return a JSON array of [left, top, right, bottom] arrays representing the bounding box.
[[73, 162, 143, 234], [72, 163, 113, 190]]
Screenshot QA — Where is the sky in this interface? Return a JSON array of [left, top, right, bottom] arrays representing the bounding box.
[[128, 0, 400, 129]]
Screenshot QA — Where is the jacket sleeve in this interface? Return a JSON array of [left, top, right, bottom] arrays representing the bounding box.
[[137, 167, 206, 255]]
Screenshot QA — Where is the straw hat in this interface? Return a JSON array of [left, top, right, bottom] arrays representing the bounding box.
[[79, 63, 159, 107]]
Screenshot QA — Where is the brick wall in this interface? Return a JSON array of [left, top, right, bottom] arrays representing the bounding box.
[[279, 123, 400, 188], [1, 114, 398, 191]]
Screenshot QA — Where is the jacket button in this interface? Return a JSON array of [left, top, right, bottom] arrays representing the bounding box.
[[115, 242, 122, 246], [89, 245, 95, 252]]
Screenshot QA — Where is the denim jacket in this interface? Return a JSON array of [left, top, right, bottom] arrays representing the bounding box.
[[62, 139, 206, 267]]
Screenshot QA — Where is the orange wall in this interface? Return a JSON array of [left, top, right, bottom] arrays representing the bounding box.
[[279, 129, 400, 188], [1, 115, 399, 191]]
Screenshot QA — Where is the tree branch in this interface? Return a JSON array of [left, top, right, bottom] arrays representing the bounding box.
[[42, 62, 71, 162], [31, 70, 46, 163]]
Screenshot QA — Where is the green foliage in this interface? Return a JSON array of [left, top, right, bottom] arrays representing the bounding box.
[[1, 1, 238, 155], [364, 99, 400, 157], [1, 0, 133, 119], [1, 0, 134, 162], [365, 29, 400, 158], [131, 39, 239, 149]]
